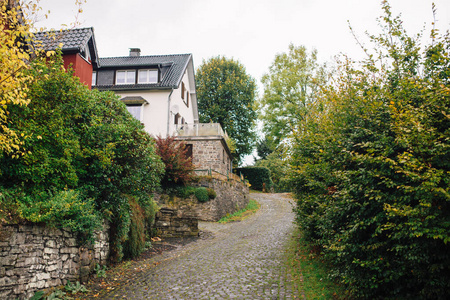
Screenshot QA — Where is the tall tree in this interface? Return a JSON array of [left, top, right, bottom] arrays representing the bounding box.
[[196, 56, 257, 164], [0, 0, 33, 156], [259, 44, 327, 148]]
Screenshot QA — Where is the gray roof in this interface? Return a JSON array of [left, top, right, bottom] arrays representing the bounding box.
[[97, 54, 192, 89], [34, 27, 99, 67]]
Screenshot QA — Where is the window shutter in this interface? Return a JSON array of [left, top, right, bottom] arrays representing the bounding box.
[[181, 82, 185, 99]]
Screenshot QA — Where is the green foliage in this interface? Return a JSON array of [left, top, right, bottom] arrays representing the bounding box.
[[123, 196, 146, 259], [29, 291, 44, 300], [154, 135, 195, 186], [64, 281, 88, 294], [259, 44, 327, 148], [235, 167, 274, 191], [194, 187, 209, 203], [290, 2, 450, 298], [173, 185, 197, 198], [17, 190, 101, 243], [206, 188, 216, 199], [95, 264, 107, 278], [0, 53, 164, 260], [196, 56, 257, 164], [255, 150, 290, 192], [255, 136, 275, 160], [46, 289, 67, 300]]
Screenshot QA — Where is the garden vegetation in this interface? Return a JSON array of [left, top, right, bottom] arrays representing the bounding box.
[[0, 53, 164, 262], [290, 2, 449, 298]]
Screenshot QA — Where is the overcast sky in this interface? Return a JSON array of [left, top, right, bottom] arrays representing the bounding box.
[[36, 0, 450, 89]]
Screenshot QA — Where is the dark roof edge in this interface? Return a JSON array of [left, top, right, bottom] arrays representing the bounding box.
[[94, 85, 176, 91], [174, 54, 192, 87], [99, 53, 192, 60]]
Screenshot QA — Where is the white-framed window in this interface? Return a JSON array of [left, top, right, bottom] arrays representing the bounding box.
[[92, 71, 97, 86], [116, 70, 136, 84], [126, 104, 143, 121], [138, 69, 158, 84]]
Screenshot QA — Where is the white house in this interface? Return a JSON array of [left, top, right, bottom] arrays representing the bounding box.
[[93, 48, 233, 175], [93, 48, 199, 137]]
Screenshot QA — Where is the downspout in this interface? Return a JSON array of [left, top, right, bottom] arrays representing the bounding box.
[[166, 89, 174, 136]]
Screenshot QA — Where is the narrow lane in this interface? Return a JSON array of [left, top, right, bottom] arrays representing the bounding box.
[[93, 193, 300, 299]]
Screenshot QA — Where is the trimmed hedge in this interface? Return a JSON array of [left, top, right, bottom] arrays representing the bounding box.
[[235, 167, 273, 191]]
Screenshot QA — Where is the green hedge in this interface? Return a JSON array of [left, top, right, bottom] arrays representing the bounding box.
[[290, 4, 450, 298], [235, 167, 273, 191]]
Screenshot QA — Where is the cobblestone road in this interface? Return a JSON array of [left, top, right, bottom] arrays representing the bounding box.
[[92, 193, 300, 299]]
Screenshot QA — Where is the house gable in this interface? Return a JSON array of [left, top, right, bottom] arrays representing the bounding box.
[[34, 27, 99, 89], [93, 51, 199, 136]]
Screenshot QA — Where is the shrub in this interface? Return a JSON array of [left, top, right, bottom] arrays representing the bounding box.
[[195, 187, 209, 203], [175, 186, 196, 198], [235, 167, 273, 191], [0, 53, 164, 260], [255, 150, 290, 192], [206, 188, 216, 199], [123, 196, 146, 259], [290, 3, 450, 298], [154, 136, 195, 187]]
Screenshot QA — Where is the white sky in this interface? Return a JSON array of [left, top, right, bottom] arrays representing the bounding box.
[[35, 0, 450, 165], [36, 0, 450, 89]]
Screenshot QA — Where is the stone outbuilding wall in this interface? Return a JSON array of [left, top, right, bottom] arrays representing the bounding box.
[[176, 135, 232, 176], [0, 223, 109, 299]]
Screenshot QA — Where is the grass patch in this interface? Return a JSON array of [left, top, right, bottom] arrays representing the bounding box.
[[286, 228, 348, 299], [249, 189, 263, 194], [218, 199, 260, 223]]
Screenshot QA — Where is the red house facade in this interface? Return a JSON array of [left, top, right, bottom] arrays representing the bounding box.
[[34, 27, 99, 89]]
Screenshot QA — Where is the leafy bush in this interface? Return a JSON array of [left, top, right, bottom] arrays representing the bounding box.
[[123, 196, 146, 259], [206, 188, 216, 199], [0, 53, 164, 261], [235, 167, 273, 191], [290, 3, 450, 298], [174, 185, 197, 198], [154, 135, 195, 187], [17, 190, 101, 242], [195, 187, 209, 203], [255, 150, 290, 192]]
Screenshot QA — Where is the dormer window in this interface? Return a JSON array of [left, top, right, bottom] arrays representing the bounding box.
[[116, 70, 136, 84], [138, 69, 158, 84]]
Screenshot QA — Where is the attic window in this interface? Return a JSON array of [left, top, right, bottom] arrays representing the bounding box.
[[116, 70, 136, 84], [138, 69, 158, 84]]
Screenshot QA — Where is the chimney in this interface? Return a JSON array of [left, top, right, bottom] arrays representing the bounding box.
[[129, 48, 141, 57]]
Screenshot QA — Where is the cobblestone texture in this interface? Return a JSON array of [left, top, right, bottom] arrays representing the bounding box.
[[90, 193, 300, 299]]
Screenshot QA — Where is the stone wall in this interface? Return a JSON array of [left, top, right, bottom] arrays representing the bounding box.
[[154, 208, 198, 238], [0, 223, 109, 299], [176, 136, 232, 176], [153, 178, 249, 237], [194, 177, 249, 222]]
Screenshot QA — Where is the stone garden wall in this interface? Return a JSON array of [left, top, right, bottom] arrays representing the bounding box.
[[154, 177, 249, 237], [194, 177, 249, 222], [0, 223, 109, 299]]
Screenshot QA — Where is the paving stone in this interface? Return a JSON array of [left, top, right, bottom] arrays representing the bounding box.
[[87, 193, 303, 299]]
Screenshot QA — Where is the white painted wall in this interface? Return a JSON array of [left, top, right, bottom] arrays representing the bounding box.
[[115, 72, 196, 137], [116, 90, 170, 137]]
